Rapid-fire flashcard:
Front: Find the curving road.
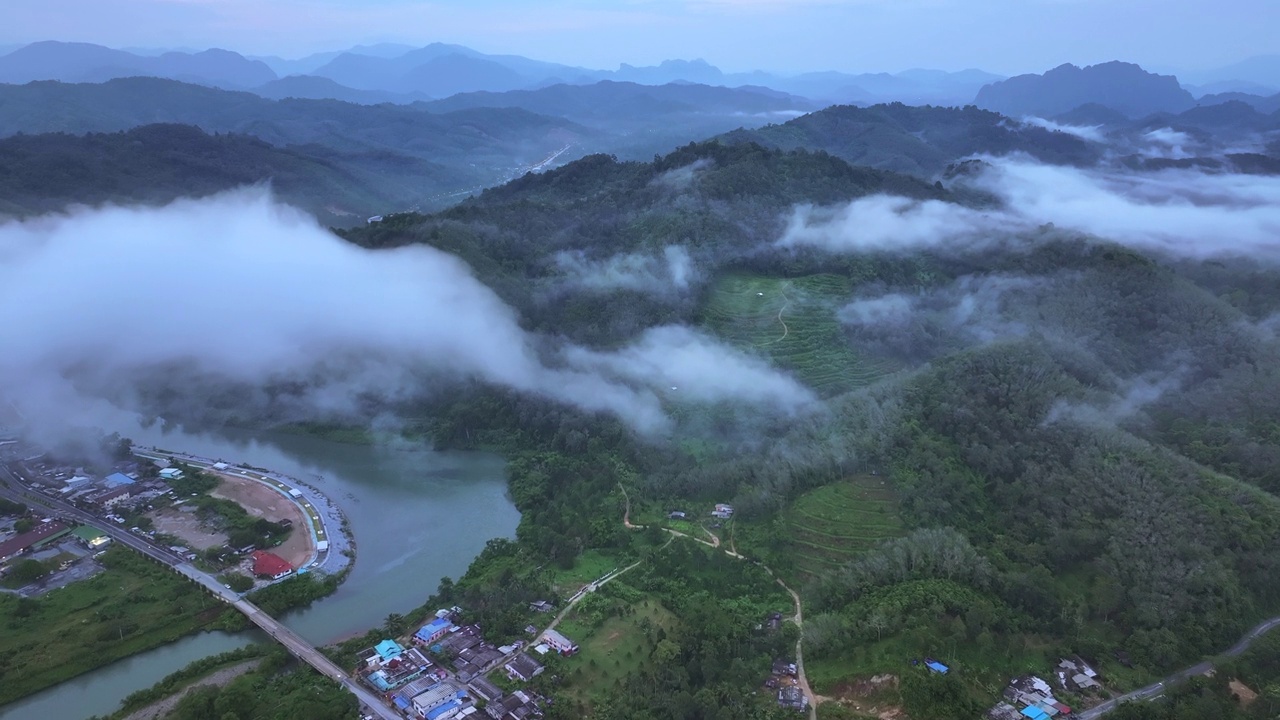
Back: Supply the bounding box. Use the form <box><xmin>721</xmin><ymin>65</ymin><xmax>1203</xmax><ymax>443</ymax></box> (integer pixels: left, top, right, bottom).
<box><xmin>1078</xmin><ymin>616</ymin><xmax>1280</xmax><ymax>719</ymax></box>
<box><xmin>617</xmin><ymin>484</ymin><xmax>816</xmax><ymax>719</ymax></box>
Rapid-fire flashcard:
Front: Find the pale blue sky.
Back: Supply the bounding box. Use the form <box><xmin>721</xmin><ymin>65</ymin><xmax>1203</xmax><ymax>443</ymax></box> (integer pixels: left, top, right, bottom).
<box><xmin>3</xmin><ymin>0</ymin><xmax>1275</xmax><ymax>75</ymax></box>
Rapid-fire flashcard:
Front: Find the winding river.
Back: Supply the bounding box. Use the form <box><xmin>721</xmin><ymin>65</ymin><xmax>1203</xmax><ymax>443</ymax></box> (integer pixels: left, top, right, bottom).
<box><xmin>0</xmin><ymin>423</ymin><xmax>519</xmax><ymax>720</ymax></box>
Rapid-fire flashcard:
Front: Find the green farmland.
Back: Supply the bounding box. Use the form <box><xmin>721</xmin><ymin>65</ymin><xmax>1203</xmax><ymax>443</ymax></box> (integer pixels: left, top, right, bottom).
<box><xmin>702</xmin><ymin>273</ymin><xmax>896</xmax><ymax>396</ymax></box>
<box><xmin>784</xmin><ymin>476</ymin><xmax>904</xmax><ymax>584</ymax></box>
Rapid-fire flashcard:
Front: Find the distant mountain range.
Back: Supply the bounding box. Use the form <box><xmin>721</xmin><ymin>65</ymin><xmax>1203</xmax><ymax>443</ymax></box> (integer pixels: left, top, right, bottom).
<box><xmin>0</xmin><ymin>41</ymin><xmax>276</xmax><ymax>89</ymax></box>
<box><xmin>722</xmin><ymin>103</ymin><xmax>1104</xmax><ymax>177</ymax></box>
<box><xmin>975</xmin><ymin>61</ymin><xmax>1196</xmax><ymax>118</ymax></box>
<box><xmin>4</xmin><ymin>40</ymin><xmax>1280</xmax><ymax>124</ymax></box>
<box><xmin>0</xmin><ymin>40</ymin><xmax>1000</xmax><ymax>106</ymax></box>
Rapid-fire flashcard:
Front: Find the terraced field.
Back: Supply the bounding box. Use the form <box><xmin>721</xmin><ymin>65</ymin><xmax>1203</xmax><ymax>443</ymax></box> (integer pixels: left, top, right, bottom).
<box><xmin>784</xmin><ymin>476</ymin><xmax>904</xmax><ymax>583</ymax></box>
<box><xmin>702</xmin><ymin>273</ymin><xmax>896</xmax><ymax>396</ymax></box>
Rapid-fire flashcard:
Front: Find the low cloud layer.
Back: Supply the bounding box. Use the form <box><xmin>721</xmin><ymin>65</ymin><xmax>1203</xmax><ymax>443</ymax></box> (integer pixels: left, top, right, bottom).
<box><xmin>553</xmin><ymin>245</ymin><xmax>695</xmax><ymax>293</ymax></box>
<box><xmin>0</xmin><ymin>190</ymin><xmax>809</xmax><ymax>440</ymax></box>
<box><xmin>1021</xmin><ymin>116</ymin><xmax>1106</xmax><ymax>143</ymax></box>
<box><xmin>779</xmin><ymin>157</ymin><xmax>1280</xmax><ymax>261</ymax></box>
<box><xmin>838</xmin><ymin>274</ymin><xmax>1037</xmax><ymax>361</ymax></box>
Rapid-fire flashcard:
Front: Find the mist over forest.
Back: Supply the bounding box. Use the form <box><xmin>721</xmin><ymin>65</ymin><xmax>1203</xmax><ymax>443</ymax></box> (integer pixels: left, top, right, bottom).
<box><xmin>4</xmin><ymin>32</ymin><xmax>1280</xmax><ymax>720</ymax></box>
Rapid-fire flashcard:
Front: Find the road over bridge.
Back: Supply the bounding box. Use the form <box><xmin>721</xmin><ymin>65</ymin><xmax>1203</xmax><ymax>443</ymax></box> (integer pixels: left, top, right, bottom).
<box><xmin>0</xmin><ymin>463</ymin><xmax>398</xmax><ymax>720</ymax></box>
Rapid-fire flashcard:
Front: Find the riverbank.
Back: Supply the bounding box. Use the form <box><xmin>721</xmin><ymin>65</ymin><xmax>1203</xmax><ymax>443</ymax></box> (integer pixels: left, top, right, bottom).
<box><xmin>117</xmin><ymin>658</ymin><xmax>263</xmax><ymax>720</ymax></box>
<box><xmin>134</xmin><ymin>447</ymin><xmax>354</xmax><ymax>578</ymax></box>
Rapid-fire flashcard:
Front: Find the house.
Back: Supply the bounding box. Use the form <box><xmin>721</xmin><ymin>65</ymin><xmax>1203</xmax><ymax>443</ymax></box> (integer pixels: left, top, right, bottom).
<box><xmin>250</xmin><ymin>550</ymin><xmax>293</xmax><ymax>580</ymax></box>
<box><xmin>667</xmin><ymin>511</ymin><xmax>687</xmax><ymax>519</ymax></box>
<box><xmin>376</xmin><ymin>639</ymin><xmax>406</xmax><ymax>662</ymax></box>
<box><xmin>158</xmin><ymin>468</ymin><xmax>185</xmax><ymax>481</ymax></box>
<box><xmin>393</xmin><ymin>677</ymin><xmax>442</xmax><ymax>708</ymax></box>
<box><xmin>778</xmin><ymin>686</ymin><xmax>807</xmax><ymax>710</ymax></box>
<box><xmin>925</xmin><ymin>660</ymin><xmax>949</xmax><ymax>674</ymax></box>
<box><xmin>1020</xmin><ymin>707</ymin><xmax>1049</xmax><ymax>720</ymax></box>
<box><xmin>1072</xmin><ymin>673</ymin><xmax>1101</xmax><ymax>689</ymax></box>
<box><xmin>467</xmin><ymin>676</ymin><xmax>503</xmax><ymax>702</ymax></box>
<box><xmin>529</xmin><ymin>600</ymin><xmax>554</xmax><ymax>613</ymax></box>
<box><xmin>711</xmin><ymin>503</ymin><xmax>734</xmax><ymax>519</ymax></box>
<box><xmin>366</xmin><ymin>656</ymin><xmax>425</xmax><ymax>691</ymax></box>
<box><xmin>212</xmin><ymin>462</ymin><xmax>230</xmax><ymax>470</ymax></box>
<box><xmin>367</xmin><ymin>215</ymin><xmax>384</xmax><ymax>224</ymax></box>
<box><xmin>70</xmin><ymin>525</ymin><xmax>111</xmax><ymax>549</ymax></box>
<box><xmin>416</xmin><ymin>617</ymin><xmax>454</xmax><ymax>645</ymax></box>
<box><xmin>486</xmin><ymin>691</ymin><xmax>536</xmax><ymax>720</ymax></box>
<box><xmin>409</xmin><ymin>681</ymin><xmax>469</xmax><ymax>719</ymax></box>
<box><xmin>540</xmin><ymin>628</ymin><xmax>578</xmax><ymax>655</ymax></box>
<box><xmin>987</xmin><ymin>703</ymin><xmax>1024</xmax><ymax>720</ymax></box>
<box><xmin>104</xmin><ymin>472</ymin><xmax>135</xmax><ymax>488</ymax></box>
<box><xmin>87</xmin><ymin>486</ymin><xmax>133</xmax><ymax>508</ymax></box>
<box><xmin>0</xmin><ymin>521</ymin><xmax>70</xmax><ymax>565</ymax></box>
<box><xmin>505</xmin><ymin>652</ymin><xmax>545</xmax><ymax>682</ymax></box>
<box><xmin>772</xmin><ymin>659</ymin><xmax>798</xmax><ymax>677</ymax></box>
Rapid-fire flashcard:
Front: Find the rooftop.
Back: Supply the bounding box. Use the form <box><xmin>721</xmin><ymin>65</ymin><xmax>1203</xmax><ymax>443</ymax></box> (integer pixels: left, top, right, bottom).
<box><xmin>70</xmin><ymin>525</ymin><xmax>108</xmax><ymax>543</ymax></box>
<box><xmin>250</xmin><ymin>550</ymin><xmax>293</xmax><ymax>577</ymax></box>
<box><xmin>104</xmin><ymin>472</ymin><xmax>135</xmax><ymax>488</ymax></box>
<box><xmin>0</xmin><ymin>521</ymin><xmax>70</xmax><ymax>560</ymax></box>
<box><xmin>375</xmin><ymin>638</ymin><xmax>405</xmax><ymax>661</ymax></box>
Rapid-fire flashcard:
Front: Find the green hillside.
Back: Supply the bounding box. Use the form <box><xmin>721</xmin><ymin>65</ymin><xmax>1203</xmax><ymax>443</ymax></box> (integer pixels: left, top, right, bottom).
<box><xmin>703</xmin><ymin>273</ymin><xmax>897</xmax><ymax>396</ymax></box>
<box><xmin>783</xmin><ymin>476</ymin><xmax>903</xmax><ymax>584</ymax></box>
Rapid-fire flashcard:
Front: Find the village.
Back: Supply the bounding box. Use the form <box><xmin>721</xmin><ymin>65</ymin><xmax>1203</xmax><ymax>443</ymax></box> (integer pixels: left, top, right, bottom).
<box><xmin>0</xmin><ymin>436</ymin><xmax>348</xmax><ymax>598</ymax></box>
<box><xmin>0</xmin><ymin>434</ymin><xmax>1131</xmax><ymax>720</ymax></box>
<box><xmin>347</xmin><ymin>606</ymin><xmax>577</xmax><ymax>720</ymax></box>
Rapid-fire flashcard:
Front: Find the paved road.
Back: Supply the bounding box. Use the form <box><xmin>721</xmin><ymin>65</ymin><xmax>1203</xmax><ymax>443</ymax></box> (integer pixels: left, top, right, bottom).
<box><xmin>1078</xmin><ymin>616</ymin><xmax>1280</xmax><ymax>719</ymax></box>
<box><xmin>0</xmin><ymin>463</ymin><xmax>399</xmax><ymax>720</ymax></box>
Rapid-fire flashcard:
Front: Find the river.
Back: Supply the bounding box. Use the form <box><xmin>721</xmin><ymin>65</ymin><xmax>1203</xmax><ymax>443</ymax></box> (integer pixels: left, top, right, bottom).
<box><xmin>0</xmin><ymin>423</ymin><xmax>519</xmax><ymax>720</ymax></box>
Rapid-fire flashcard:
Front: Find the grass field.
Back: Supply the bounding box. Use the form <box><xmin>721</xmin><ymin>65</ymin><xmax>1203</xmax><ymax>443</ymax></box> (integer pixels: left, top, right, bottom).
<box><xmin>783</xmin><ymin>476</ymin><xmax>904</xmax><ymax>584</ymax></box>
<box><xmin>559</xmin><ymin>597</ymin><xmax>677</xmax><ymax>704</ymax></box>
<box><xmin>545</xmin><ymin>549</ymin><xmax>622</xmax><ymax>598</ymax></box>
<box><xmin>702</xmin><ymin>273</ymin><xmax>897</xmax><ymax>397</ymax></box>
<box><xmin>0</xmin><ymin>546</ymin><xmax>230</xmax><ymax>705</ymax></box>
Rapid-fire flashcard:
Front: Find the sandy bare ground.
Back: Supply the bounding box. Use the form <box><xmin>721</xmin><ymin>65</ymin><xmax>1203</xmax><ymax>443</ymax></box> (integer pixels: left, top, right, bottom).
<box><xmin>148</xmin><ymin>507</ymin><xmax>227</xmax><ymax>550</ymax></box>
<box><xmin>120</xmin><ymin>659</ymin><xmax>262</xmax><ymax>720</ymax></box>
<box><xmin>211</xmin><ymin>472</ymin><xmax>313</xmax><ymax>568</ymax></box>
<box><xmin>1230</xmin><ymin>679</ymin><xmax>1258</xmax><ymax>706</ymax></box>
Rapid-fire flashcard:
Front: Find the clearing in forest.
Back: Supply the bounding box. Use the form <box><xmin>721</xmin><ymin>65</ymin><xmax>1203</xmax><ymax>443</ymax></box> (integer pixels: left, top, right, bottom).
<box><xmin>783</xmin><ymin>476</ymin><xmax>903</xmax><ymax>584</ymax></box>
<box><xmin>558</xmin><ymin>596</ymin><xmax>677</xmax><ymax>704</ymax></box>
<box><xmin>702</xmin><ymin>273</ymin><xmax>896</xmax><ymax>396</ymax></box>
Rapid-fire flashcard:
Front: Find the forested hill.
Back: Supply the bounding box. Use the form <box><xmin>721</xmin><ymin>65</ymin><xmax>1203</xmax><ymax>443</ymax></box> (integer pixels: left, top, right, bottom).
<box><xmin>0</xmin><ymin>77</ymin><xmax>589</xmax><ymax>169</ymax></box>
<box><xmin>0</xmin><ymin>124</ymin><xmax>460</xmax><ymax>223</ymax></box>
<box><xmin>342</xmin><ymin>141</ymin><xmax>945</xmax><ymax>346</ymax></box>
<box><xmin>320</xmin><ymin>138</ymin><xmax>1280</xmax><ymax>718</ymax></box>
<box><xmin>721</xmin><ymin>103</ymin><xmax>1103</xmax><ymax>177</ymax></box>
<box><xmin>418</xmin><ymin>80</ymin><xmax>814</xmax><ymax>125</ymax></box>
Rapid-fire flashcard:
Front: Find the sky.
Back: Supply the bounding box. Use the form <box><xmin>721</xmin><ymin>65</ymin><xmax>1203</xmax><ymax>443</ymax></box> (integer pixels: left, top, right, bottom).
<box><xmin>2</xmin><ymin>0</ymin><xmax>1276</xmax><ymax>76</ymax></box>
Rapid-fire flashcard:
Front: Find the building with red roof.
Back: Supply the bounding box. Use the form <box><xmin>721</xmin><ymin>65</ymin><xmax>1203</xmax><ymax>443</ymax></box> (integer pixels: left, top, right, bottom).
<box><xmin>250</xmin><ymin>550</ymin><xmax>293</xmax><ymax>580</ymax></box>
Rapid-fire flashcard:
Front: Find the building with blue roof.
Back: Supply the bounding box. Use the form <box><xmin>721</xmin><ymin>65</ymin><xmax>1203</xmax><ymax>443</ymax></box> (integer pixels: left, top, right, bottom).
<box><xmin>925</xmin><ymin>660</ymin><xmax>949</xmax><ymax>674</ymax></box>
<box><xmin>415</xmin><ymin>617</ymin><xmax>453</xmax><ymax>645</ymax></box>
<box><xmin>1020</xmin><ymin>707</ymin><xmax>1048</xmax><ymax>720</ymax></box>
<box><xmin>104</xmin><ymin>472</ymin><xmax>135</xmax><ymax>488</ymax></box>
<box><xmin>425</xmin><ymin>699</ymin><xmax>460</xmax><ymax>720</ymax></box>
<box><xmin>375</xmin><ymin>639</ymin><xmax>404</xmax><ymax>662</ymax></box>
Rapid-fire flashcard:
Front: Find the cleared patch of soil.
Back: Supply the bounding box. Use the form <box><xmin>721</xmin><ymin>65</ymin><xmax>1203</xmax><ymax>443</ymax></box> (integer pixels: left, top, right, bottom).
<box><xmin>1230</xmin><ymin>679</ymin><xmax>1258</xmax><ymax>706</ymax></box>
<box><xmin>148</xmin><ymin>507</ymin><xmax>226</xmax><ymax>550</ymax></box>
<box><xmin>210</xmin><ymin>473</ymin><xmax>312</xmax><ymax>568</ymax></box>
